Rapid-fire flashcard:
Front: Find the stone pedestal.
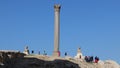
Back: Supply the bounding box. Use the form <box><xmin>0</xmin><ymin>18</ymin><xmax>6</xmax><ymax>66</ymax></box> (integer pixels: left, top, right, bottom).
<box><xmin>53</xmin><ymin>51</ymin><xmax>60</xmax><ymax>57</ymax></box>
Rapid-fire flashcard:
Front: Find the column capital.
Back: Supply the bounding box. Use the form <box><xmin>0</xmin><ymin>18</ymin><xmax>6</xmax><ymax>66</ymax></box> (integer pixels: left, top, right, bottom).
<box><xmin>54</xmin><ymin>4</ymin><xmax>61</xmax><ymax>12</ymax></box>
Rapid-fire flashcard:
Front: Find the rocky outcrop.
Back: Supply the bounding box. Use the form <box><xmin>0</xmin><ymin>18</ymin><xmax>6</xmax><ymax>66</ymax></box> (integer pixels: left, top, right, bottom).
<box><xmin>1</xmin><ymin>57</ymin><xmax>80</xmax><ymax>68</ymax></box>
<box><xmin>0</xmin><ymin>55</ymin><xmax>119</xmax><ymax>68</ymax></box>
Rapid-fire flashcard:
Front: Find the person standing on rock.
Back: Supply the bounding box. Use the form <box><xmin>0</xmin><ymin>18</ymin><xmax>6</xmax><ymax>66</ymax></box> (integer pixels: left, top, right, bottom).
<box><xmin>65</xmin><ymin>52</ymin><xmax>67</xmax><ymax>56</ymax></box>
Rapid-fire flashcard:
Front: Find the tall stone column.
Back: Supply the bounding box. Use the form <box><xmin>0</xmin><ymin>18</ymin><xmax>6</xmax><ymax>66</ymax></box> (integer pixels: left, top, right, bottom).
<box><xmin>53</xmin><ymin>4</ymin><xmax>61</xmax><ymax>57</ymax></box>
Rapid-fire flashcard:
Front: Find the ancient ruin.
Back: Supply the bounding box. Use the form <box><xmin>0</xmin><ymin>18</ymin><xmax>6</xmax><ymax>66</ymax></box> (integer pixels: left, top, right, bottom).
<box><xmin>0</xmin><ymin>4</ymin><xmax>120</xmax><ymax>68</ymax></box>
<box><xmin>53</xmin><ymin>4</ymin><xmax>61</xmax><ymax>57</ymax></box>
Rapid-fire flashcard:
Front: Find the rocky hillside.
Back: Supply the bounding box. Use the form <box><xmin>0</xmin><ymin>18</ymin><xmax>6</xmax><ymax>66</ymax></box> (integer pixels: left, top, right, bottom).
<box><xmin>1</xmin><ymin>57</ymin><xmax>79</xmax><ymax>68</ymax></box>
<box><xmin>0</xmin><ymin>55</ymin><xmax>120</xmax><ymax>68</ymax></box>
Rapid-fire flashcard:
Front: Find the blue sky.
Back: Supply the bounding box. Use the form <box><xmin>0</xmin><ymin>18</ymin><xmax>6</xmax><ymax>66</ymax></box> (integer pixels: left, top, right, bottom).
<box><xmin>0</xmin><ymin>0</ymin><xmax>120</xmax><ymax>63</ymax></box>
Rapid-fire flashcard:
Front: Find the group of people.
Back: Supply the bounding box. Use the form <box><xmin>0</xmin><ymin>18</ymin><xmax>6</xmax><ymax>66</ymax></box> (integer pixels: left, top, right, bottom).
<box><xmin>85</xmin><ymin>56</ymin><xmax>99</xmax><ymax>63</ymax></box>
<box><xmin>31</xmin><ymin>50</ymin><xmax>47</xmax><ymax>55</ymax></box>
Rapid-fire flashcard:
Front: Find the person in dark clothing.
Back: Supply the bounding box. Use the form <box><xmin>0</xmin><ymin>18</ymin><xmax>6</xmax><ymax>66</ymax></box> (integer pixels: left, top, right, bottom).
<box><xmin>85</xmin><ymin>56</ymin><xmax>94</xmax><ymax>62</ymax></box>
<box><xmin>95</xmin><ymin>56</ymin><xmax>99</xmax><ymax>63</ymax></box>
<box><xmin>90</xmin><ymin>56</ymin><xmax>93</xmax><ymax>62</ymax></box>
<box><xmin>85</xmin><ymin>56</ymin><xmax>90</xmax><ymax>62</ymax></box>
<box><xmin>38</xmin><ymin>51</ymin><xmax>40</xmax><ymax>55</ymax></box>
<box><xmin>65</xmin><ymin>52</ymin><xmax>67</xmax><ymax>56</ymax></box>
<box><xmin>31</xmin><ymin>50</ymin><xmax>34</xmax><ymax>54</ymax></box>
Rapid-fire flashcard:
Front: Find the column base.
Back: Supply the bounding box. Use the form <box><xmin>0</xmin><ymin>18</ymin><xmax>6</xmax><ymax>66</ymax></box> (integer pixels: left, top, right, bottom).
<box><xmin>53</xmin><ymin>51</ymin><xmax>60</xmax><ymax>57</ymax></box>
